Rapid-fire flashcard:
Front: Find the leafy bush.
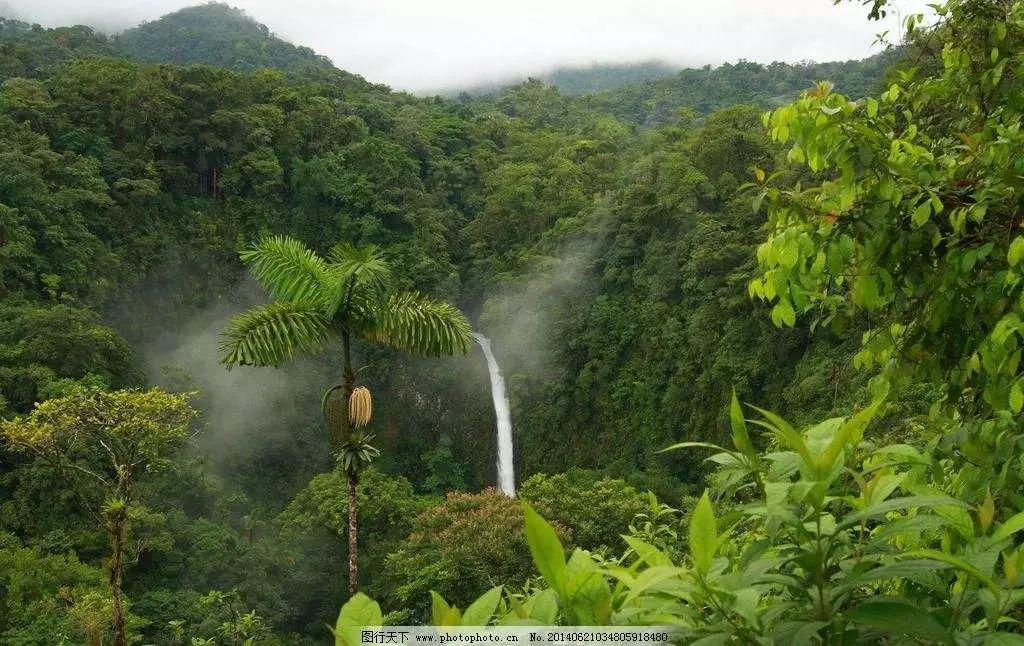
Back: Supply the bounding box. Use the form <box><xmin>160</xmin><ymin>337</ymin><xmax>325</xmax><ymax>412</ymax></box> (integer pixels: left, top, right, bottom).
<box><xmin>519</xmin><ymin>470</ymin><xmax>648</xmax><ymax>552</ymax></box>
<box><xmin>337</xmin><ymin>391</ymin><xmax>1024</xmax><ymax>642</ymax></box>
<box><xmin>383</xmin><ymin>489</ymin><xmax>566</xmax><ymax>619</ymax></box>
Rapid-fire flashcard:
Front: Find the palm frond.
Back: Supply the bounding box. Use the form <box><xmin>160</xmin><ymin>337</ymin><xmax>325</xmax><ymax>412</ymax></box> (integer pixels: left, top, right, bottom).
<box><xmin>220</xmin><ymin>301</ymin><xmax>331</xmax><ymax>367</ymax></box>
<box><xmin>365</xmin><ymin>292</ymin><xmax>472</xmax><ymax>357</ymax></box>
<box><xmin>240</xmin><ymin>235</ymin><xmax>329</xmax><ymax>305</ymax></box>
<box><xmin>322</xmin><ymin>243</ymin><xmax>391</xmax><ymax>318</ymax></box>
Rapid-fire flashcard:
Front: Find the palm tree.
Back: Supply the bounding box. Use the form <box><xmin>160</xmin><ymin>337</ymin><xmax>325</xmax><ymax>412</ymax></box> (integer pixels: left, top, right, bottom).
<box><xmin>220</xmin><ymin>235</ymin><xmax>471</xmax><ymax>595</ymax></box>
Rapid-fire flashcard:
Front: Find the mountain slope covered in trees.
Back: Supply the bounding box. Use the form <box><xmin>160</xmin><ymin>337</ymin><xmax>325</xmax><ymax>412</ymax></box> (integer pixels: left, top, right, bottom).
<box><xmin>119</xmin><ymin>3</ymin><xmax>337</xmax><ymax>75</ymax></box>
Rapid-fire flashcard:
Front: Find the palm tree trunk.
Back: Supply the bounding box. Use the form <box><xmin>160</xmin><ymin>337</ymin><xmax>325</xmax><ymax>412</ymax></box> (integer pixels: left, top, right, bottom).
<box><xmin>347</xmin><ymin>470</ymin><xmax>359</xmax><ymax>596</ymax></box>
<box><xmin>342</xmin><ymin>331</ymin><xmax>359</xmax><ymax>595</ymax></box>
<box><xmin>109</xmin><ymin>516</ymin><xmax>127</xmax><ymax>646</ymax></box>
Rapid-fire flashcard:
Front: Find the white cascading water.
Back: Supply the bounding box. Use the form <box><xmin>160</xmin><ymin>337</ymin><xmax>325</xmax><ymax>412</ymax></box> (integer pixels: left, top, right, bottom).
<box><xmin>471</xmin><ymin>332</ymin><xmax>515</xmax><ymax>496</ymax></box>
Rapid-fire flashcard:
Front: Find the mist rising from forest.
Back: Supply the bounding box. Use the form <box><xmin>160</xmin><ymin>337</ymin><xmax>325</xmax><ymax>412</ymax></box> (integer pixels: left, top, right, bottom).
<box><xmin>477</xmin><ymin>222</ymin><xmax>604</xmax><ymax>384</ymax></box>
<box><xmin>120</xmin><ymin>277</ymin><xmax>325</xmax><ymax>466</ymax></box>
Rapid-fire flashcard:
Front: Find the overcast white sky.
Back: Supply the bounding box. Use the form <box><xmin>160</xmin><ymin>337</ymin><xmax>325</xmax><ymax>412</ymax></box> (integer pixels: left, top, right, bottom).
<box><xmin>1</xmin><ymin>0</ymin><xmax>932</xmax><ymax>92</ymax></box>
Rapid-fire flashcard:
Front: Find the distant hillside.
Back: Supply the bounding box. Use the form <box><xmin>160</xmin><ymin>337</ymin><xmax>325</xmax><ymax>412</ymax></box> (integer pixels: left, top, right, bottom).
<box><xmin>439</xmin><ymin>61</ymin><xmax>681</xmax><ymax>97</ymax></box>
<box><xmin>543</xmin><ymin>61</ymin><xmax>681</xmax><ymax>95</ymax></box>
<box><xmin>119</xmin><ymin>2</ymin><xmax>337</xmax><ymax>75</ymax></box>
<box><xmin>0</xmin><ymin>18</ymin><xmax>118</xmax><ymax>79</ymax></box>
<box><xmin>579</xmin><ymin>54</ymin><xmax>896</xmax><ymax>125</ymax></box>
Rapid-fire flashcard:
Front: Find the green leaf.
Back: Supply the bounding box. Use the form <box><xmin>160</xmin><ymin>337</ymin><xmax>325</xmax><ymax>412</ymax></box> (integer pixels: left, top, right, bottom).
<box><xmin>1010</xmin><ymin>382</ymin><xmax>1023</xmax><ymax>413</ymax></box>
<box><xmin>838</xmin><ymin>496</ymin><xmax>970</xmax><ymax>530</ymax></box>
<box><xmin>563</xmin><ymin>549</ymin><xmax>612</xmax><ymax>624</ymax></box>
<box><xmin>846</xmin><ymin>599</ymin><xmax>950</xmax><ymax>643</ymax></box>
<box><xmin>689</xmin><ymin>490</ymin><xmax>718</xmax><ymax>577</ymax></box>
<box><xmin>623</xmin><ymin>536</ymin><xmax>674</xmax><ymax>568</ymax></box>
<box><xmin>240</xmin><ymin>235</ymin><xmax>329</xmax><ymax>304</ymax></box>
<box><xmin>980</xmin><ymin>489</ymin><xmax>996</xmax><ymax>532</ymax></box>
<box><xmin>431</xmin><ymin>591</ymin><xmax>451</xmax><ymax>626</ymax></box>
<box><xmin>658</xmin><ymin>441</ymin><xmax>731</xmax><ymax>454</ymax></box>
<box><xmin>729</xmin><ymin>388</ymin><xmax>757</xmax><ymax>459</ymax></box>
<box><xmin>865</xmin><ymin>97</ymin><xmax>879</xmax><ymax>117</ymax></box>
<box><xmin>772</xmin><ymin>300</ymin><xmax>796</xmax><ymax>327</ymax></box>
<box><xmin>461</xmin><ymin>586</ymin><xmax>503</xmax><ymax>626</ymax></box>
<box><xmin>527</xmin><ymin>589</ymin><xmax>559</xmax><ymax>624</ymax></box>
<box><xmin>522</xmin><ymin>502</ymin><xmax>567</xmax><ymax>593</ymax></box>
<box><xmin>816</xmin><ymin>399</ymin><xmax>882</xmax><ymax>475</ymax></box>
<box><xmin>334</xmin><ymin>593</ymin><xmax>383</xmax><ymax>646</ymax></box>
<box><xmin>1009</xmin><ymin>237</ymin><xmax>1024</xmax><ymax>267</ymax></box>
<box><xmin>748</xmin><ymin>407</ymin><xmax>815</xmax><ymax>469</ymax></box>
<box><xmin>993</xmin><ymin>510</ymin><xmax>1024</xmax><ymax>542</ymax></box>
<box><xmin>985</xmin><ymin>634</ymin><xmax>1024</xmax><ymax>645</ymax></box>
<box><xmin>909</xmin><ymin>549</ymin><xmax>1000</xmax><ymax>591</ymax></box>
<box><xmin>912</xmin><ymin>200</ymin><xmax>932</xmax><ymax>227</ymax></box>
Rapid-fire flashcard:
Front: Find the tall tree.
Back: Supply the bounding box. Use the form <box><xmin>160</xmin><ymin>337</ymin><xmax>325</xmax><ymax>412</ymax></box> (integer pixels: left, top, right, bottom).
<box><xmin>1</xmin><ymin>388</ymin><xmax>196</xmax><ymax>646</ymax></box>
<box><xmin>219</xmin><ymin>235</ymin><xmax>471</xmax><ymax>595</ymax></box>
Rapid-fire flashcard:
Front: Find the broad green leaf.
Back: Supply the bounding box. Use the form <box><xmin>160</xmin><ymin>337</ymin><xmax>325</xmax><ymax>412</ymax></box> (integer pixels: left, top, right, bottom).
<box><xmin>772</xmin><ymin>300</ymin><xmax>796</xmax><ymax>327</ymax></box>
<box><xmin>334</xmin><ymin>593</ymin><xmax>383</xmax><ymax>646</ymax></box>
<box><xmin>690</xmin><ymin>490</ymin><xmax>717</xmax><ymax>577</ymax></box>
<box><xmin>522</xmin><ymin>502</ymin><xmax>566</xmax><ymax>593</ymax></box>
<box><xmin>1011</xmin><ymin>382</ymin><xmax>1023</xmax><ymax>413</ymax></box>
<box><xmin>430</xmin><ymin>591</ymin><xmax>451</xmax><ymax>625</ymax></box>
<box><xmin>912</xmin><ymin>201</ymin><xmax>932</xmax><ymax>227</ymax></box>
<box><xmin>461</xmin><ymin>586</ymin><xmax>502</xmax><ymax>626</ymax></box>
<box><xmin>623</xmin><ymin>566</ymin><xmax>689</xmax><ymax>605</ymax></box>
<box><xmin>846</xmin><ymin>599</ymin><xmax>949</xmax><ymax>643</ymax></box>
<box><xmin>834</xmin><ymin>559</ymin><xmax>951</xmax><ymax>592</ymax></box>
<box><xmin>564</xmin><ymin>549</ymin><xmax>612</xmax><ymax>624</ymax></box>
<box><xmin>909</xmin><ymin>549</ymin><xmax>1000</xmax><ymax>591</ymax></box>
<box><xmin>1008</xmin><ymin>236</ymin><xmax>1024</xmax><ymax>267</ymax></box>
<box><xmin>527</xmin><ymin>589</ymin><xmax>559</xmax><ymax>624</ymax></box>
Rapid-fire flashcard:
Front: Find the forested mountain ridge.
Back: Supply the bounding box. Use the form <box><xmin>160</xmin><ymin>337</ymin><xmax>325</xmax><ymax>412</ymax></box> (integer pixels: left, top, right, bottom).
<box><xmin>575</xmin><ymin>52</ymin><xmax>896</xmax><ymax>124</ymax></box>
<box><xmin>118</xmin><ymin>3</ymin><xmax>337</xmax><ymax>75</ymax></box>
<box><xmin>7</xmin><ymin>0</ymin><xmax>1017</xmax><ymax>643</ymax></box>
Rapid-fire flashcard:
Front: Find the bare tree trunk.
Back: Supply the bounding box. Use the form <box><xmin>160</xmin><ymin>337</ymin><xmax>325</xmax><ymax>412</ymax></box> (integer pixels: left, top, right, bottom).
<box><xmin>109</xmin><ymin>516</ymin><xmax>127</xmax><ymax>646</ymax></box>
<box><xmin>347</xmin><ymin>470</ymin><xmax>359</xmax><ymax>596</ymax></box>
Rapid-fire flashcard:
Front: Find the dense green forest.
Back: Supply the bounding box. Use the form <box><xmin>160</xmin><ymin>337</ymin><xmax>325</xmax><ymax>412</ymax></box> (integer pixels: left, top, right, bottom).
<box><xmin>3</xmin><ymin>0</ymin><xmax>1023</xmax><ymax>643</ymax></box>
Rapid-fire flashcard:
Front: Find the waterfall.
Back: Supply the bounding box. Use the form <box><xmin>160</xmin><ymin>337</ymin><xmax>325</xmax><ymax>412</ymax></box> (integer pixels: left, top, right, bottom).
<box><xmin>471</xmin><ymin>332</ymin><xmax>515</xmax><ymax>497</ymax></box>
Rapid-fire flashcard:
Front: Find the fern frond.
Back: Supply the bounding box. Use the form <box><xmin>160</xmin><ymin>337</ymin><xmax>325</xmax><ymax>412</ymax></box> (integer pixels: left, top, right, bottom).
<box><xmin>365</xmin><ymin>292</ymin><xmax>472</xmax><ymax>357</ymax></box>
<box><xmin>240</xmin><ymin>236</ymin><xmax>330</xmax><ymax>305</ymax></box>
<box><xmin>220</xmin><ymin>301</ymin><xmax>331</xmax><ymax>367</ymax></box>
